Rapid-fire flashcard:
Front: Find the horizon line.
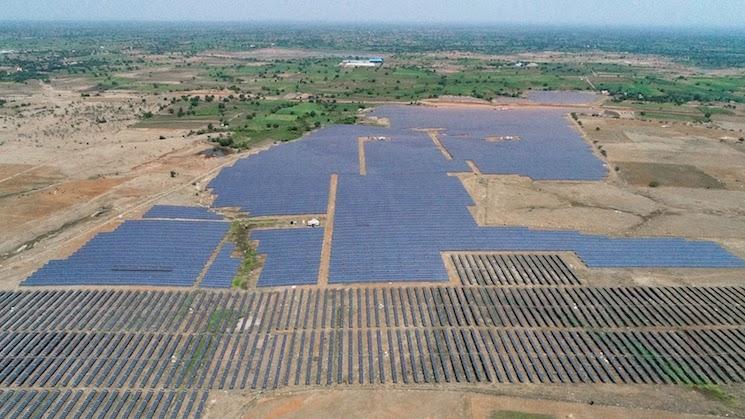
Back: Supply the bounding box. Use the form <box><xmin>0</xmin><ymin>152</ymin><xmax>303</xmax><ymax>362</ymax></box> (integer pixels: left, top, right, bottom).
<box><xmin>1</xmin><ymin>19</ymin><xmax>745</xmax><ymax>31</ymax></box>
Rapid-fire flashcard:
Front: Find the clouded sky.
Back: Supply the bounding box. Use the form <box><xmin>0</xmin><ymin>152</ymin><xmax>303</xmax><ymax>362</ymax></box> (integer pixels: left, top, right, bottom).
<box><xmin>4</xmin><ymin>0</ymin><xmax>744</xmax><ymax>27</ymax></box>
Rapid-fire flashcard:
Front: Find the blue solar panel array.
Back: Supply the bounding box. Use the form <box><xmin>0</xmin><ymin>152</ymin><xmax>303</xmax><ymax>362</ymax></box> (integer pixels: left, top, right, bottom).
<box><xmin>143</xmin><ymin>205</ymin><xmax>224</xmax><ymax>221</ymax></box>
<box><xmin>209</xmin><ymin>125</ymin><xmax>384</xmax><ymax>215</ymax></box>
<box><xmin>212</xmin><ymin>173</ymin><xmax>331</xmax><ymax>216</ymax></box>
<box><xmin>370</xmin><ymin>106</ymin><xmax>607</xmax><ymax>180</ymax></box>
<box><xmin>237</xmin><ymin>105</ymin><xmax>745</xmax><ymax>285</ymax></box>
<box><xmin>22</xmin><ymin>104</ymin><xmax>745</xmax><ymax>288</ymax></box>
<box><xmin>200</xmin><ymin>243</ymin><xmax>242</xmax><ymax>288</ymax></box>
<box><xmin>364</xmin><ymin>132</ymin><xmax>469</xmax><ymax>175</ymax></box>
<box><xmin>22</xmin><ymin>220</ymin><xmax>228</xmax><ymax>287</ymax></box>
<box><xmin>331</xmin><ymin>173</ymin><xmax>475</xmax><ymax>283</ymax></box>
<box><xmin>252</xmin><ymin>228</ymin><xmax>324</xmax><ymax>286</ymax></box>
<box><xmin>328</xmin><ymin>172</ymin><xmax>745</xmax><ymax>283</ymax></box>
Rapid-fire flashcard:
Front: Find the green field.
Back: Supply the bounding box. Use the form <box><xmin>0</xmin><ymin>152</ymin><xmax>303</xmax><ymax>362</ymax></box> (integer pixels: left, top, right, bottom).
<box><xmin>3</xmin><ymin>22</ymin><xmax>745</xmax><ymax>150</ymax></box>
<box><xmin>159</xmin><ymin>96</ymin><xmax>362</xmax><ymax>148</ymax></box>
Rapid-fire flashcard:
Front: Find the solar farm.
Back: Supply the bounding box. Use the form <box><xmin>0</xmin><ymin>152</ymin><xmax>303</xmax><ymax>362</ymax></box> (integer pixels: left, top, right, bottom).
<box><xmin>5</xmin><ymin>104</ymin><xmax>745</xmax><ymax>417</ymax></box>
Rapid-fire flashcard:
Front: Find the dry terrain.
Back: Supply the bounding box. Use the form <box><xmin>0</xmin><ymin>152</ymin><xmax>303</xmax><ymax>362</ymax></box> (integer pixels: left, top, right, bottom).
<box><xmin>210</xmin><ymin>385</ymin><xmax>740</xmax><ymax>419</ymax></box>
<box><xmin>0</xmin><ymin>79</ymin><xmax>242</xmax><ymax>287</ymax></box>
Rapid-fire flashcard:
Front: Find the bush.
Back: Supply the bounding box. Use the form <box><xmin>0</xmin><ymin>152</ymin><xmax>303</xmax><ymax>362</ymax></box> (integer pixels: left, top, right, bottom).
<box><xmin>649</xmin><ymin>181</ymin><xmax>659</xmax><ymax>188</ymax></box>
<box><xmin>217</xmin><ymin>136</ymin><xmax>234</xmax><ymax>147</ymax></box>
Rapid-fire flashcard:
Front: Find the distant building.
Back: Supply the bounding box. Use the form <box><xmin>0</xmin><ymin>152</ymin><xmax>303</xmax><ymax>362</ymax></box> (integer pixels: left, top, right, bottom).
<box><xmin>340</xmin><ymin>57</ymin><xmax>384</xmax><ymax>68</ymax></box>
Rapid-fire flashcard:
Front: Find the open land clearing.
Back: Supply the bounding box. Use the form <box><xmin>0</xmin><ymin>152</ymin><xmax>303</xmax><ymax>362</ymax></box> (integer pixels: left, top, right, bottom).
<box><xmin>0</xmin><ymin>80</ymin><xmax>245</xmax><ymax>286</ymax></box>
<box><xmin>2</xmin><ymin>44</ymin><xmax>745</xmax><ymax>418</ymax></box>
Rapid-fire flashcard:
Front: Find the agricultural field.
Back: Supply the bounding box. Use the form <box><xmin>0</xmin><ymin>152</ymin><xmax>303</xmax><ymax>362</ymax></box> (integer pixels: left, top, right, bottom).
<box><xmin>2</xmin><ymin>22</ymin><xmax>745</xmax><ymax>419</ymax></box>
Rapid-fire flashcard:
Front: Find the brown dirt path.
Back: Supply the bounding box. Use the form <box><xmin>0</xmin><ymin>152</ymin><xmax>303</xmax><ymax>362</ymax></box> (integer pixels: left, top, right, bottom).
<box><xmin>317</xmin><ymin>174</ymin><xmax>338</xmax><ymax>286</ymax></box>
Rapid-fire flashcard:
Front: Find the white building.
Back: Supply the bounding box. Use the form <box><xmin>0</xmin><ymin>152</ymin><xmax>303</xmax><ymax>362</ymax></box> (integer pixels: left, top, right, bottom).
<box><xmin>339</xmin><ymin>57</ymin><xmax>384</xmax><ymax>68</ymax></box>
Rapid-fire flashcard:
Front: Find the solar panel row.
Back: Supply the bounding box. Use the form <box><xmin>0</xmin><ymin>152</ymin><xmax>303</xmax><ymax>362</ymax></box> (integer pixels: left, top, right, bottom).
<box><xmin>363</xmin><ymin>132</ymin><xmax>469</xmax><ymax>175</ymax></box>
<box><xmin>200</xmin><ymin>244</ymin><xmax>242</xmax><ymax>288</ymax></box>
<box><xmin>0</xmin><ymin>389</ymin><xmax>208</xmax><ymax>419</ymax></box>
<box><xmin>22</xmin><ymin>220</ymin><xmax>228</xmax><ymax>287</ymax></box>
<box><xmin>143</xmin><ymin>205</ymin><xmax>224</xmax><ymax>221</ymax></box>
<box><xmin>253</xmin><ymin>228</ymin><xmax>324</xmax><ymax>286</ymax></box>
<box><xmin>212</xmin><ymin>174</ymin><xmax>330</xmax><ymax>216</ymax></box>
<box><xmin>4</xmin><ymin>287</ymin><xmax>745</xmax><ymax>393</ymax></box>
<box><xmin>208</xmin><ymin>124</ymin><xmax>380</xmax><ymax>215</ymax></box>
<box><xmin>326</xmin><ymin>171</ymin><xmax>744</xmax><ymax>283</ymax></box>
<box><xmin>368</xmin><ymin>106</ymin><xmax>606</xmax><ymax>180</ymax></box>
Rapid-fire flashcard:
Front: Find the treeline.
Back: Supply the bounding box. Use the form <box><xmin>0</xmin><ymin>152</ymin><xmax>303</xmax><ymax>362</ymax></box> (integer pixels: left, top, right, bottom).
<box><xmin>2</xmin><ymin>22</ymin><xmax>745</xmax><ymax>68</ymax></box>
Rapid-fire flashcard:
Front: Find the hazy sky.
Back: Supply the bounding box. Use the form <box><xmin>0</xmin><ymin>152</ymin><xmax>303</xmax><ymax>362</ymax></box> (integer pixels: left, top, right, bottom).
<box><xmin>4</xmin><ymin>0</ymin><xmax>745</xmax><ymax>27</ymax></box>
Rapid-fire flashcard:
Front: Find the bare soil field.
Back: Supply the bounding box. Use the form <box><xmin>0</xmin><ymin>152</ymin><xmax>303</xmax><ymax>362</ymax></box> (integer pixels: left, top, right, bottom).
<box><xmin>206</xmin><ymin>385</ymin><xmax>741</xmax><ymax>418</ymax></box>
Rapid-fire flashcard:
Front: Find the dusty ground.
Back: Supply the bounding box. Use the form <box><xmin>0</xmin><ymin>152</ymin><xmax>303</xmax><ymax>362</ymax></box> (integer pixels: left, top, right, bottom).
<box><xmin>205</xmin><ymin>384</ymin><xmax>743</xmax><ymax>418</ymax></box>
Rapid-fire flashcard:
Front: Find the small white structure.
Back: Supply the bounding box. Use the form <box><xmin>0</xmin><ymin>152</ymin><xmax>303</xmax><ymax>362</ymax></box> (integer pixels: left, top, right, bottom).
<box><xmin>308</xmin><ymin>218</ymin><xmax>321</xmax><ymax>227</ymax></box>
<box><xmin>340</xmin><ymin>60</ymin><xmax>378</xmax><ymax>68</ymax></box>
<box><xmin>340</xmin><ymin>57</ymin><xmax>384</xmax><ymax>68</ymax></box>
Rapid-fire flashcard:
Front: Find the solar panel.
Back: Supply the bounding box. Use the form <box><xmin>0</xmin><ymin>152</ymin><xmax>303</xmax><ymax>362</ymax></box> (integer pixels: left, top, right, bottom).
<box><xmin>253</xmin><ymin>228</ymin><xmax>324</xmax><ymax>286</ymax></box>
<box><xmin>22</xmin><ymin>220</ymin><xmax>228</xmax><ymax>287</ymax></box>
<box><xmin>143</xmin><ymin>205</ymin><xmax>224</xmax><ymax>221</ymax></box>
<box><xmin>370</xmin><ymin>106</ymin><xmax>606</xmax><ymax>180</ymax></box>
<box><xmin>200</xmin><ymin>244</ymin><xmax>242</xmax><ymax>288</ymax></box>
<box><xmin>21</xmin><ymin>105</ymin><xmax>745</xmax><ymax>288</ymax></box>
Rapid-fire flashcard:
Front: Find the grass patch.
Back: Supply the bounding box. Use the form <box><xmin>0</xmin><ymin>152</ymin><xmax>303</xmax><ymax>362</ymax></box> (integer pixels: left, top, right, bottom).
<box><xmin>207</xmin><ymin>308</ymin><xmax>237</xmax><ymax>333</ymax></box>
<box><xmin>180</xmin><ymin>335</ymin><xmax>214</xmax><ymax>386</ymax></box>
<box><xmin>688</xmin><ymin>384</ymin><xmax>737</xmax><ymax>406</ymax></box>
<box><xmin>631</xmin><ymin>341</ymin><xmax>693</xmax><ymax>384</ymax></box>
<box><xmin>625</xmin><ymin>337</ymin><xmax>738</xmax><ymax>402</ymax></box>
<box><xmin>227</xmin><ymin>220</ymin><xmax>260</xmax><ymax>289</ymax></box>
<box><xmin>178</xmin><ymin>307</ymin><xmax>238</xmax><ymax>386</ymax></box>
<box><xmin>698</xmin><ymin>106</ymin><xmax>735</xmax><ymax>116</ymax></box>
<box><xmin>616</xmin><ymin>161</ymin><xmax>724</xmax><ymax>189</ymax></box>
<box><xmin>491</xmin><ymin>411</ymin><xmax>553</xmax><ymax>419</ymax></box>
<box><xmin>642</xmin><ymin>111</ymin><xmax>705</xmax><ymax>123</ymax></box>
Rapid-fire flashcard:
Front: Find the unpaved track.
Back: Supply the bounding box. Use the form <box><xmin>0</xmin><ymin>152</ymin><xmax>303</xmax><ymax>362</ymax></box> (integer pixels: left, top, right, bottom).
<box><xmin>317</xmin><ymin>174</ymin><xmax>338</xmax><ymax>286</ymax></box>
